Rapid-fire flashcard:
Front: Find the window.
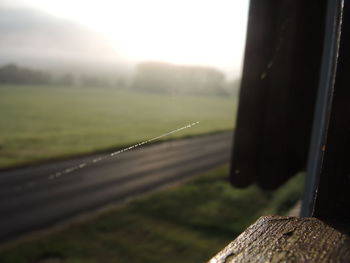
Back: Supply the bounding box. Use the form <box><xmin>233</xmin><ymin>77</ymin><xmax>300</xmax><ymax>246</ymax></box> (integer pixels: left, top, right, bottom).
<box><xmin>1</xmin><ymin>1</ymin><xmax>307</xmax><ymax>263</ymax></box>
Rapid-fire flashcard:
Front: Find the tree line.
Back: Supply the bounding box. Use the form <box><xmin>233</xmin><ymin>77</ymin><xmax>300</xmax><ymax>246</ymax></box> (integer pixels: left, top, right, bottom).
<box><xmin>0</xmin><ymin>64</ymin><xmax>51</xmax><ymax>85</ymax></box>
<box><xmin>131</xmin><ymin>62</ymin><xmax>237</xmax><ymax>96</ymax></box>
<box><xmin>0</xmin><ymin>63</ymin><xmax>239</xmax><ymax>96</ymax></box>
<box><xmin>0</xmin><ymin>64</ymin><xmax>118</xmax><ymax>87</ymax></box>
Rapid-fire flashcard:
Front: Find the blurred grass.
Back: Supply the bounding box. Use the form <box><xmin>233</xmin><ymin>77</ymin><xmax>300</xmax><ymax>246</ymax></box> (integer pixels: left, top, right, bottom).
<box><xmin>0</xmin><ymin>85</ymin><xmax>237</xmax><ymax>169</ymax></box>
<box><xmin>0</xmin><ymin>165</ymin><xmax>304</xmax><ymax>263</ymax></box>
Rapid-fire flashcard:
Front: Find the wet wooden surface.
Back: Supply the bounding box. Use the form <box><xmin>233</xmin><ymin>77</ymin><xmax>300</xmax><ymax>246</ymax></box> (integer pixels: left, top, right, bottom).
<box><xmin>208</xmin><ymin>216</ymin><xmax>350</xmax><ymax>263</ymax></box>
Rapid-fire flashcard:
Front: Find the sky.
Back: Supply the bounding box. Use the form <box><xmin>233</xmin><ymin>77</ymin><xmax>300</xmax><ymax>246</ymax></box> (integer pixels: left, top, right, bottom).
<box><xmin>1</xmin><ymin>0</ymin><xmax>249</xmax><ymax>79</ymax></box>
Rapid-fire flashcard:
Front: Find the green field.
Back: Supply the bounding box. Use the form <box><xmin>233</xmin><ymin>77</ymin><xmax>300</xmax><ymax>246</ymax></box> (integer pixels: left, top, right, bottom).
<box><xmin>0</xmin><ymin>85</ymin><xmax>237</xmax><ymax>169</ymax></box>
<box><xmin>0</xmin><ymin>165</ymin><xmax>304</xmax><ymax>263</ymax></box>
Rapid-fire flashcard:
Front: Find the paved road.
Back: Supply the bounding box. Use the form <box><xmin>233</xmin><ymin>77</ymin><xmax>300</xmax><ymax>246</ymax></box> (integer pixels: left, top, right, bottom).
<box><xmin>0</xmin><ymin>131</ymin><xmax>233</xmax><ymax>242</ymax></box>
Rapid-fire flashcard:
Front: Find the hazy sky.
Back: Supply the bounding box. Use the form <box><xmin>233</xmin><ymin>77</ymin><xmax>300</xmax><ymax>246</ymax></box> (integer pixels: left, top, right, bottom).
<box><xmin>1</xmin><ymin>0</ymin><xmax>249</xmax><ymax>78</ymax></box>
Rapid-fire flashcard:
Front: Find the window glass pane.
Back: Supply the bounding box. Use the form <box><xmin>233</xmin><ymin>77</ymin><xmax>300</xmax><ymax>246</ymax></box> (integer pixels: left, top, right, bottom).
<box><xmin>0</xmin><ymin>1</ymin><xmax>293</xmax><ymax>262</ymax></box>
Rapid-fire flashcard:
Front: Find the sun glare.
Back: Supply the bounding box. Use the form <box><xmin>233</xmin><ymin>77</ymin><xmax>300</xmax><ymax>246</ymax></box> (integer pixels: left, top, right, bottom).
<box><xmin>12</xmin><ymin>0</ymin><xmax>249</xmax><ymax>75</ymax></box>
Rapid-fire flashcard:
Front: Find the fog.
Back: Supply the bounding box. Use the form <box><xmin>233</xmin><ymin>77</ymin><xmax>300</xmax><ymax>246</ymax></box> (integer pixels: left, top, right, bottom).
<box><xmin>0</xmin><ymin>1</ymin><xmax>249</xmax><ymax>80</ymax></box>
<box><xmin>0</xmin><ymin>6</ymin><xmax>132</xmax><ymax>76</ymax></box>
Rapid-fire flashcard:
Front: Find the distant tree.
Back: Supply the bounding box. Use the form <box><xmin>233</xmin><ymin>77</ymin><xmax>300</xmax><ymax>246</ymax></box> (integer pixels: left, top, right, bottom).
<box><xmin>80</xmin><ymin>74</ymin><xmax>110</xmax><ymax>88</ymax></box>
<box><xmin>113</xmin><ymin>77</ymin><xmax>127</xmax><ymax>89</ymax></box>
<box><xmin>0</xmin><ymin>64</ymin><xmax>51</xmax><ymax>85</ymax></box>
<box><xmin>224</xmin><ymin>79</ymin><xmax>241</xmax><ymax>96</ymax></box>
<box><xmin>131</xmin><ymin>62</ymin><xmax>228</xmax><ymax>96</ymax></box>
<box><xmin>56</xmin><ymin>73</ymin><xmax>75</xmax><ymax>86</ymax></box>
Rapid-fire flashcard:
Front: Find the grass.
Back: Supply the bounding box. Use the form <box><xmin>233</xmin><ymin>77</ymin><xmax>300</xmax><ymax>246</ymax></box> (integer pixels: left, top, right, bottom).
<box><xmin>0</xmin><ymin>85</ymin><xmax>237</xmax><ymax>169</ymax></box>
<box><xmin>0</xmin><ymin>165</ymin><xmax>304</xmax><ymax>263</ymax></box>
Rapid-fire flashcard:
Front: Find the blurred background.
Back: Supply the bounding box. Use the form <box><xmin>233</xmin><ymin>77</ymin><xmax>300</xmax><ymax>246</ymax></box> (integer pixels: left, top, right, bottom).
<box><xmin>0</xmin><ymin>1</ymin><xmax>303</xmax><ymax>262</ymax></box>
<box><xmin>0</xmin><ymin>0</ymin><xmax>249</xmax><ymax>168</ymax></box>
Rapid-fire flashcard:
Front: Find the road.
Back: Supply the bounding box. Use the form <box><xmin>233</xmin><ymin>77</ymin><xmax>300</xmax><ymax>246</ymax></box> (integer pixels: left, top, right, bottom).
<box><xmin>0</xmin><ymin>131</ymin><xmax>233</xmax><ymax>242</ymax></box>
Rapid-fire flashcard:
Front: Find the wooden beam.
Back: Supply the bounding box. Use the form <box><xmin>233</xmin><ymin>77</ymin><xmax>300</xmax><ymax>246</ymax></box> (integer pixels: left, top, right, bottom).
<box><xmin>208</xmin><ymin>216</ymin><xmax>350</xmax><ymax>263</ymax></box>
